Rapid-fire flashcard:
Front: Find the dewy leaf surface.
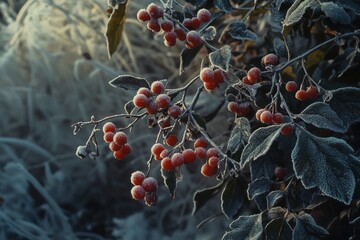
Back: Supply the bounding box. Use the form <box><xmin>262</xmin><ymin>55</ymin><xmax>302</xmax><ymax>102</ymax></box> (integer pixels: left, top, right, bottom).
<box><xmin>109</xmin><ymin>75</ymin><xmax>150</xmax><ymax>90</ymax></box>
<box><xmin>240</xmin><ymin>125</ymin><xmax>281</xmax><ymax>168</ymax></box>
<box><xmin>222</xmin><ymin>214</ymin><xmax>263</xmax><ymax>240</ymax></box>
<box><xmin>209</xmin><ymin>45</ymin><xmax>231</xmax><ymax>72</ymax></box>
<box><xmin>293</xmin><ymin>213</ymin><xmax>329</xmax><ymax>240</ymax></box>
<box><xmin>291</xmin><ymin>128</ymin><xmax>356</xmax><ymax>204</ymax></box>
<box><xmin>320</xmin><ymin>2</ymin><xmax>350</xmax><ymax>24</ymax></box>
<box><xmin>296</xmin><ymin>102</ymin><xmax>346</xmax><ymax>133</ymax></box>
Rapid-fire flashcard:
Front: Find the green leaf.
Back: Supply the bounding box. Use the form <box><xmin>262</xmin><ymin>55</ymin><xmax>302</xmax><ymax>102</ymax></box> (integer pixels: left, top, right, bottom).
<box><xmin>202</xmin><ymin>26</ymin><xmax>217</xmax><ymax>41</ymax></box>
<box><xmin>293</xmin><ymin>213</ymin><xmax>329</xmax><ymax>240</ymax></box>
<box><xmin>192</xmin><ymin>181</ymin><xmax>225</xmax><ymax>215</ymax></box>
<box><xmin>240</xmin><ymin>125</ymin><xmax>282</xmax><ymax>168</ymax></box>
<box><xmin>247</xmin><ymin>177</ymin><xmax>272</xmax><ymax>200</ymax></box>
<box><xmin>250</xmin><ymin>155</ymin><xmax>277</xmax><ymax>181</ymax></box>
<box><xmin>320</xmin><ymin>2</ymin><xmax>350</xmax><ymax>24</ymax></box>
<box><xmin>228</xmin><ymin>21</ymin><xmax>258</xmax><ymax>41</ymax></box>
<box><xmin>337</xmin><ymin>0</ymin><xmax>360</xmax><ymax>15</ymax></box>
<box><xmin>109</xmin><ymin>75</ymin><xmax>150</xmax><ymax>90</ymax></box>
<box><xmin>292</xmin><ymin>128</ymin><xmax>356</xmax><ymax>204</ymax></box>
<box><xmin>221</xmin><ymin>177</ymin><xmax>245</xmax><ymax>219</ymax></box>
<box><xmin>296</xmin><ymin>102</ymin><xmax>347</xmax><ymax>133</ymax></box>
<box><xmin>328</xmin><ymin>87</ymin><xmax>360</xmax><ymax>129</ymax></box>
<box><xmin>161</xmin><ymin>168</ymin><xmax>182</xmax><ymax>199</ymax></box>
<box><xmin>227</xmin><ymin>117</ymin><xmax>251</xmax><ymax>154</ymax></box>
<box><xmin>282</xmin><ymin>0</ymin><xmax>317</xmax><ymax>36</ymax></box>
<box><xmin>265</xmin><ymin>218</ymin><xmax>293</xmax><ymax>240</ymax></box>
<box><xmin>209</xmin><ymin>45</ymin><xmax>231</xmax><ymax>72</ymax></box>
<box><xmin>214</xmin><ymin>0</ymin><xmax>233</xmax><ymax>12</ymax></box>
<box><xmin>222</xmin><ymin>213</ymin><xmax>263</xmax><ymax>240</ymax></box>
<box><xmin>105</xmin><ymin>1</ymin><xmax>128</xmax><ymax>58</ymax></box>
<box><xmin>267</xmin><ymin>190</ymin><xmax>284</xmax><ymax>209</ymax></box>
<box><xmin>179</xmin><ymin>45</ymin><xmax>202</xmax><ymax>74</ymax></box>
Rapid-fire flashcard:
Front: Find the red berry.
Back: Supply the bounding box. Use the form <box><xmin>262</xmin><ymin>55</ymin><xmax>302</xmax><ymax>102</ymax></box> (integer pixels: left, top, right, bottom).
<box><xmin>151</xmin><ymin>81</ymin><xmax>165</xmax><ymax>95</ymax></box>
<box><xmin>272</xmin><ymin>113</ymin><xmax>284</xmax><ymax>124</ymax></box>
<box><xmin>204</xmin><ymin>81</ymin><xmax>217</xmax><ymax>91</ymax></box>
<box><xmin>164</xmin><ymin>32</ymin><xmax>177</xmax><ymax>47</ymax></box>
<box><xmin>306</xmin><ymin>86</ymin><xmax>319</xmax><ymax>99</ymax></box>
<box><xmin>195</xmin><ymin>147</ymin><xmax>207</xmax><ymax>159</ymax></box>
<box><xmin>109</xmin><ymin>141</ymin><xmax>122</xmax><ymax>152</ymax></box>
<box><xmin>137</xmin><ymin>9</ymin><xmax>151</xmax><ymax>22</ymax></box>
<box><xmin>120</xmin><ymin>143</ymin><xmax>132</xmax><ymax>155</ymax></box>
<box><xmin>137</xmin><ymin>87</ymin><xmax>152</xmax><ymax>97</ymax></box>
<box><xmin>280</xmin><ymin>124</ymin><xmax>294</xmax><ymax>136</ymax></box>
<box><xmin>161</xmin><ymin>157</ymin><xmax>174</xmax><ymax>171</ymax></box>
<box><xmin>133</xmin><ymin>94</ymin><xmax>149</xmax><ymax>108</ymax></box>
<box><xmin>200</xmin><ymin>67</ymin><xmax>214</xmax><ymax>83</ymax></box>
<box><xmin>260</xmin><ymin>110</ymin><xmax>273</xmax><ymax>124</ymax></box>
<box><xmin>154</xmin><ymin>7</ymin><xmax>164</xmax><ymax>19</ymax></box>
<box><xmin>151</xmin><ymin>143</ymin><xmax>165</xmax><ymax>156</ymax></box>
<box><xmin>142</xmin><ymin>177</ymin><xmax>158</xmax><ymax>192</ymax></box>
<box><xmin>174</xmin><ymin>27</ymin><xmax>186</xmax><ymax>41</ymax></box>
<box><xmin>237</xmin><ymin>103</ymin><xmax>250</xmax><ymax>117</ymax></box>
<box><xmin>182</xmin><ymin>18</ymin><xmax>192</xmax><ymax>29</ymax></box>
<box><xmin>147</xmin><ymin>19</ymin><xmax>161</xmax><ymax>32</ymax></box>
<box><xmin>113</xmin><ymin>131</ymin><xmax>127</xmax><ymax>146</ymax></box>
<box><xmin>191</xmin><ymin>17</ymin><xmax>201</xmax><ymax>29</ymax></box>
<box><xmin>130</xmin><ymin>171</ymin><xmax>146</xmax><ymax>185</ymax></box>
<box><xmin>197</xmin><ymin>8</ymin><xmax>211</xmax><ymax>23</ymax></box>
<box><xmin>247</xmin><ymin>67</ymin><xmax>261</xmax><ymax>83</ymax></box>
<box><xmin>160</xmin><ymin>149</ymin><xmax>169</xmax><ymax>159</ymax></box>
<box><xmin>227</xmin><ymin>102</ymin><xmax>238</xmax><ymax>113</ymax></box>
<box><xmin>131</xmin><ymin>185</ymin><xmax>145</xmax><ymax>200</ymax></box>
<box><xmin>166</xmin><ymin>134</ymin><xmax>177</xmax><ymax>146</ymax></box>
<box><xmin>208</xmin><ymin>156</ymin><xmax>219</xmax><ymax>168</ymax></box>
<box><xmin>147</xmin><ymin>3</ymin><xmax>159</xmax><ymax>18</ymax></box>
<box><xmin>155</xmin><ymin>94</ymin><xmax>171</xmax><ymax>109</ymax></box>
<box><xmin>186</xmin><ymin>30</ymin><xmax>202</xmax><ymax>48</ymax></box>
<box><xmin>295</xmin><ymin>89</ymin><xmax>308</xmax><ymax>101</ymax></box>
<box><xmin>168</xmin><ymin>105</ymin><xmax>182</xmax><ymax>119</ymax></box>
<box><xmin>114</xmin><ymin>149</ymin><xmax>126</xmax><ymax>160</ymax></box>
<box><xmin>214</xmin><ymin>69</ymin><xmax>224</xmax><ymax>83</ymax></box>
<box><xmin>154</xmin><ymin>154</ymin><xmax>162</xmax><ymax>161</ymax></box>
<box><xmin>103</xmin><ymin>132</ymin><xmax>114</xmax><ymax>143</ymax></box>
<box><xmin>207</xmin><ymin>147</ymin><xmax>219</xmax><ymax>158</ymax></box>
<box><xmin>261</xmin><ymin>54</ymin><xmax>279</xmax><ymax>66</ymax></box>
<box><xmin>182</xmin><ymin>149</ymin><xmax>196</xmax><ymax>164</ymax></box>
<box><xmin>146</xmin><ymin>100</ymin><xmax>158</xmax><ymax>115</ymax></box>
<box><xmin>256</xmin><ymin>109</ymin><xmax>265</xmax><ymax>121</ymax></box>
<box><xmin>242</xmin><ymin>76</ymin><xmax>252</xmax><ymax>85</ymax></box>
<box><xmin>201</xmin><ymin>163</ymin><xmax>217</xmax><ymax>177</ymax></box>
<box><xmin>171</xmin><ymin>153</ymin><xmax>184</xmax><ymax>167</ymax></box>
<box><xmin>274</xmin><ymin>167</ymin><xmax>285</xmax><ymax>179</ymax></box>
<box><xmin>102</xmin><ymin>122</ymin><xmax>116</xmax><ymax>134</ymax></box>
<box><xmin>285</xmin><ymin>81</ymin><xmax>297</xmax><ymax>92</ymax></box>
<box><xmin>194</xmin><ymin>138</ymin><xmax>208</xmax><ymax>148</ymax></box>
<box><xmin>159</xmin><ymin>117</ymin><xmax>171</xmax><ymax>128</ymax></box>
<box><xmin>161</xmin><ymin>20</ymin><xmax>173</xmax><ymax>32</ymax></box>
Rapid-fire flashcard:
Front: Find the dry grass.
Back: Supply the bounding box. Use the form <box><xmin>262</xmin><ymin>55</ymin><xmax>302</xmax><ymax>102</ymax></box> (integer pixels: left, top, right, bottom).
<box><xmin>0</xmin><ymin>0</ymin><xmax>229</xmax><ymax>239</ymax></box>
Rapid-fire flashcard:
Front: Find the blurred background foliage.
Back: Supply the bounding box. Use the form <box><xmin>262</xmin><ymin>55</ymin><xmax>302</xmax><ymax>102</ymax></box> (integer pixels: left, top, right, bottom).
<box><xmin>0</xmin><ymin>0</ymin><xmax>229</xmax><ymax>239</ymax></box>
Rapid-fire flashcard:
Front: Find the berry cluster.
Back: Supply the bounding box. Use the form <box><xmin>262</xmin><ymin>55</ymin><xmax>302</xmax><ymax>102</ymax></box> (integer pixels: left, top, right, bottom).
<box><xmin>193</xmin><ymin>138</ymin><xmax>219</xmax><ymax>177</ymax></box>
<box><xmin>102</xmin><ymin>122</ymin><xmax>132</xmax><ymax>160</ymax></box>
<box><xmin>136</xmin><ymin>4</ymin><xmax>212</xmax><ymax>49</ymax></box>
<box><xmin>285</xmin><ymin>81</ymin><xmax>319</xmax><ymax>101</ymax></box>
<box><xmin>242</xmin><ymin>67</ymin><xmax>261</xmax><ymax>85</ymax></box>
<box><xmin>199</xmin><ymin>67</ymin><xmax>225</xmax><ymax>91</ymax></box>
<box><xmin>255</xmin><ymin>109</ymin><xmax>294</xmax><ymax>136</ymax></box>
<box><xmin>227</xmin><ymin>101</ymin><xmax>251</xmax><ymax>117</ymax></box>
<box><xmin>130</xmin><ymin>171</ymin><xmax>158</xmax><ymax>206</ymax></box>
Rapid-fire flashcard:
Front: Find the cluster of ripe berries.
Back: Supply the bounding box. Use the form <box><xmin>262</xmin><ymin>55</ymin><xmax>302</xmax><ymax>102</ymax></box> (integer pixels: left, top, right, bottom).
<box><xmin>199</xmin><ymin>67</ymin><xmax>225</xmax><ymax>91</ymax></box>
<box><xmin>130</xmin><ymin>171</ymin><xmax>158</xmax><ymax>206</ymax></box>
<box><xmin>150</xmin><ymin>137</ymin><xmax>219</xmax><ymax>177</ymax></box>
<box><xmin>102</xmin><ymin>122</ymin><xmax>132</xmax><ymax>160</ymax></box>
<box><xmin>241</xmin><ymin>54</ymin><xmax>278</xmax><ymax>85</ymax></box>
<box><xmin>285</xmin><ymin>81</ymin><xmax>319</xmax><ymax>101</ymax></box>
<box><xmin>227</xmin><ymin>101</ymin><xmax>251</xmax><ymax>117</ymax></box>
<box><xmin>255</xmin><ymin>109</ymin><xmax>294</xmax><ymax>136</ymax></box>
<box><xmin>136</xmin><ymin>3</ymin><xmax>211</xmax><ymax>48</ymax></box>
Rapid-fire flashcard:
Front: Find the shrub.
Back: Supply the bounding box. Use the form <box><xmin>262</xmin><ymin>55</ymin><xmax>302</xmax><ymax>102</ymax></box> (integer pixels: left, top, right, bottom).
<box><xmin>74</xmin><ymin>0</ymin><xmax>360</xmax><ymax>239</ymax></box>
